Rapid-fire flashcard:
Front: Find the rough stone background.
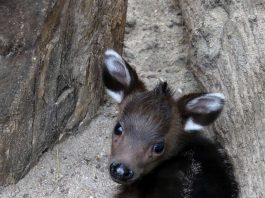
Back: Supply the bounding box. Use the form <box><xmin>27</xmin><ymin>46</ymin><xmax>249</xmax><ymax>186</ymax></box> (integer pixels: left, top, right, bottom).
<box><xmin>0</xmin><ymin>0</ymin><xmax>126</xmax><ymax>186</ymax></box>
<box><xmin>1</xmin><ymin>0</ymin><xmax>264</xmax><ymax>197</ymax></box>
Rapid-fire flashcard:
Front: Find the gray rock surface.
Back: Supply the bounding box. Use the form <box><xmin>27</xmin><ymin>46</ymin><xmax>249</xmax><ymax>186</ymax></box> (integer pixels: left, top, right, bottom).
<box><xmin>0</xmin><ymin>0</ymin><xmax>127</xmax><ymax>185</ymax></box>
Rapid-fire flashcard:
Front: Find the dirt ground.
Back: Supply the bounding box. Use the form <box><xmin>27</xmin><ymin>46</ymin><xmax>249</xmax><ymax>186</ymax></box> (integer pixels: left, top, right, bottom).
<box><xmin>0</xmin><ymin>0</ymin><xmax>199</xmax><ymax>197</ymax></box>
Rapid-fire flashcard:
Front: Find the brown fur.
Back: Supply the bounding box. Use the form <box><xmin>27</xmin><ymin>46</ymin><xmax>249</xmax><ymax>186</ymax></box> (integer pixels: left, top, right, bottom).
<box><xmin>103</xmin><ymin>49</ymin><xmax>238</xmax><ymax>198</ymax></box>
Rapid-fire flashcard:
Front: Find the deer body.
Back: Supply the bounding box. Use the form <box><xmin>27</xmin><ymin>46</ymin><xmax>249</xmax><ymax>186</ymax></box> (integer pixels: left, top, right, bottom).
<box><xmin>116</xmin><ymin>135</ymin><xmax>237</xmax><ymax>198</ymax></box>
<box><xmin>102</xmin><ymin>49</ymin><xmax>239</xmax><ymax>198</ymax></box>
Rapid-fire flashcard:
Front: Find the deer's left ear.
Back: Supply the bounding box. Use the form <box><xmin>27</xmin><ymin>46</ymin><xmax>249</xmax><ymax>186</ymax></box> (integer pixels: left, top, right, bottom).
<box><xmin>177</xmin><ymin>93</ymin><xmax>225</xmax><ymax>132</ymax></box>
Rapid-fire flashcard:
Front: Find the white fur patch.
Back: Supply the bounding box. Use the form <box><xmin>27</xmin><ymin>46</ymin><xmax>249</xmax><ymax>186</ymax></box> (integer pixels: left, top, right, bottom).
<box><xmin>105</xmin><ymin>49</ymin><xmax>123</xmax><ymax>60</ymax></box>
<box><xmin>184</xmin><ymin>118</ymin><xmax>204</xmax><ymax>132</ymax></box>
<box><xmin>204</xmin><ymin>93</ymin><xmax>225</xmax><ymax>111</ymax></box>
<box><xmin>104</xmin><ymin>49</ymin><xmax>131</xmax><ymax>86</ymax></box>
<box><xmin>205</xmin><ymin>102</ymin><xmax>222</xmax><ymax>112</ymax></box>
<box><xmin>206</xmin><ymin>93</ymin><xmax>225</xmax><ymax>100</ymax></box>
<box><xmin>187</xmin><ymin>92</ymin><xmax>225</xmax><ymax>113</ymax></box>
<box><xmin>106</xmin><ymin>89</ymin><xmax>124</xmax><ymax>103</ymax></box>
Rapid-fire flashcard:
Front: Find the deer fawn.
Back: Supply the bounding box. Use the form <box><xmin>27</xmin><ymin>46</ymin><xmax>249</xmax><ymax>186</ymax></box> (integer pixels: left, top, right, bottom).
<box><xmin>102</xmin><ymin>49</ymin><xmax>239</xmax><ymax>198</ymax></box>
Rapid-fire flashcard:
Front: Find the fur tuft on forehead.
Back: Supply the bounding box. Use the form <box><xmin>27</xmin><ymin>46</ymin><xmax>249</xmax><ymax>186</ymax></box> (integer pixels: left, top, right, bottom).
<box><xmin>153</xmin><ymin>81</ymin><xmax>173</xmax><ymax>97</ymax></box>
<box><xmin>121</xmin><ymin>86</ymin><xmax>173</xmax><ymax>129</ymax></box>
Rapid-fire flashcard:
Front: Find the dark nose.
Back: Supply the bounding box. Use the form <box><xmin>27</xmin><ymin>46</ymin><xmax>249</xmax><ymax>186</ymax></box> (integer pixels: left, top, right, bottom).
<box><xmin>110</xmin><ymin>162</ymin><xmax>134</xmax><ymax>182</ymax></box>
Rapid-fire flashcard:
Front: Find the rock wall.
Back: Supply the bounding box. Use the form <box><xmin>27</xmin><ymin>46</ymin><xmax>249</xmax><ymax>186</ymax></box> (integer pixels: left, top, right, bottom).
<box><xmin>0</xmin><ymin>0</ymin><xmax>127</xmax><ymax>185</ymax></box>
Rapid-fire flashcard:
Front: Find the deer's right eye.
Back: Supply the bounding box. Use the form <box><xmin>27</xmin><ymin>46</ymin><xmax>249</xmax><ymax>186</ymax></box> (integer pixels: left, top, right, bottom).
<box><xmin>114</xmin><ymin>123</ymin><xmax>123</xmax><ymax>135</ymax></box>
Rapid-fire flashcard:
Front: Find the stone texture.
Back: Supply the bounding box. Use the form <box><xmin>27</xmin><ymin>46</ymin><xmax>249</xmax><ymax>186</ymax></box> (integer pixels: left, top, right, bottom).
<box><xmin>0</xmin><ymin>0</ymin><xmax>127</xmax><ymax>185</ymax></box>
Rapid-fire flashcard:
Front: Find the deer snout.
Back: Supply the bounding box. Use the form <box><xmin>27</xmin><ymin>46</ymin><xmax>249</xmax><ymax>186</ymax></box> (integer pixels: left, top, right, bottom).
<box><xmin>110</xmin><ymin>162</ymin><xmax>134</xmax><ymax>183</ymax></box>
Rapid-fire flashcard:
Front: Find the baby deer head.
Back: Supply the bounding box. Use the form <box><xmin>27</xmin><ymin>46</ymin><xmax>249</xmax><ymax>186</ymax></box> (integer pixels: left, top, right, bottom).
<box><xmin>103</xmin><ymin>49</ymin><xmax>225</xmax><ymax>184</ymax></box>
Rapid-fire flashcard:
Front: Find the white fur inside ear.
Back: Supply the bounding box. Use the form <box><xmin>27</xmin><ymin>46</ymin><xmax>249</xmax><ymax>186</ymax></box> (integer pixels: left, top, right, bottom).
<box><xmin>204</xmin><ymin>93</ymin><xmax>224</xmax><ymax>111</ymax></box>
<box><xmin>184</xmin><ymin>118</ymin><xmax>204</xmax><ymax>132</ymax></box>
<box><xmin>205</xmin><ymin>93</ymin><xmax>225</xmax><ymax>100</ymax></box>
<box><xmin>104</xmin><ymin>49</ymin><xmax>131</xmax><ymax>86</ymax></box>
<box><xmin>106</xmin><ymin>89</ymin><xmax>124</xmax><ymax>103</ymax></box>
<box><xmin>105</xmin><ymin>49</ymin><xmax>123</xmax><ymax>61</ymax></box>
<box><xmin>187</xmin><ymin>93</ymin><xmax>225</xmax><ymax>113</ymax></box>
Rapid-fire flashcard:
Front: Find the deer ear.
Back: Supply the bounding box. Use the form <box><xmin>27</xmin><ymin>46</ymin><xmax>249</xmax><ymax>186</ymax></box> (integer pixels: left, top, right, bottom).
<box><xmin>103</xmin><ymin>49</ymin><xmax>144</xmax><ymax>103</ymax></box>
<box><xmin>177</xmin><ymin>93</ymin><xmax>225</xmax><ymax>132</ymax></box>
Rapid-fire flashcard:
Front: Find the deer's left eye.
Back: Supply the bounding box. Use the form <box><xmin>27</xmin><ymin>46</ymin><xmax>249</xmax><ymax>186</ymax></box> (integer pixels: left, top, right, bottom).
<box><xmin>153</xmin><ymin>142</ymin><xmax>165</xmax><ymax>154</ymax></box>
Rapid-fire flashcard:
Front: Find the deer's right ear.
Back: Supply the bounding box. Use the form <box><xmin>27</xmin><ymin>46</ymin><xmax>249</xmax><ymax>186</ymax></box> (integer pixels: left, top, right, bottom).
<box><xmin>103</xmin><ymin>49</ymin><xmax>145</xmax><ymax>103</ymax></box>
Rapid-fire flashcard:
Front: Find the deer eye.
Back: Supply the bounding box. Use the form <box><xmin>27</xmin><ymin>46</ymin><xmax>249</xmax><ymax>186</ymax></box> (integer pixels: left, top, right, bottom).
<box><xmin>114</xmin><ymin>122</ymin><xmax>123</xmax><ymax>135</ymax></box>
<box><xmin>153</xmin><ymin>142</ymin><xmax>165</xmax><ymax>154</ymax></box>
